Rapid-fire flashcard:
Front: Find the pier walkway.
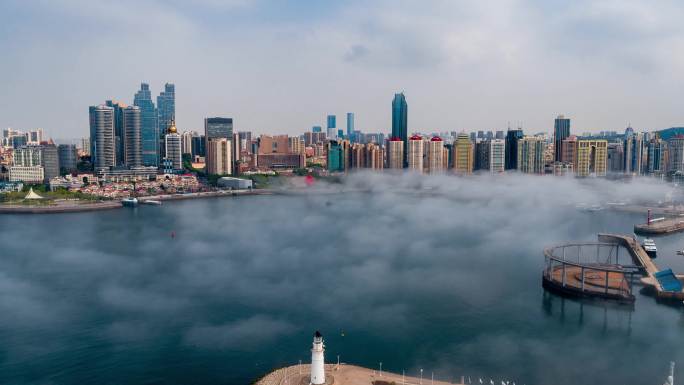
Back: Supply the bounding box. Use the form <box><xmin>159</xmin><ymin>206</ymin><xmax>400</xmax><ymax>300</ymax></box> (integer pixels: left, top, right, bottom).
<box><xmin>598</xmin><ymin>234</ymin><xmax>684</xmax><ymax>301</ymax></box>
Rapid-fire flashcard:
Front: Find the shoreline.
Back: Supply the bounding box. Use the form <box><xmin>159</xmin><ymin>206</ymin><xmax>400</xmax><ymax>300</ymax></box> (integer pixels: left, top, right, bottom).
<box><xmin>255</xmin><ymin>363</ymin><xmax>464</xmax><ymax>385</ymax></box>
<box><xmin>0</xmin><ymin>189</ymin><xmax>275</xmax><ymax>214</ymax></box>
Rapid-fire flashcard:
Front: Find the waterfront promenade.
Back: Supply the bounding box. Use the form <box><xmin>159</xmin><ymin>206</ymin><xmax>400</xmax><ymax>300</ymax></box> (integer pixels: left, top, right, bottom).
<box><xmin>256</xmin><ymin>363</ymin><xmax>464</xmax><ymax>385</ymax></box>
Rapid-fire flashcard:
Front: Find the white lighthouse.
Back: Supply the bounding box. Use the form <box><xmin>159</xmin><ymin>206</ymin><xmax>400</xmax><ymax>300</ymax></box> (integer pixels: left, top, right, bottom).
<box><xmin>310</xmin><ymin>330</ymin><xmax>325</xmax><ymax>384</ymax></box>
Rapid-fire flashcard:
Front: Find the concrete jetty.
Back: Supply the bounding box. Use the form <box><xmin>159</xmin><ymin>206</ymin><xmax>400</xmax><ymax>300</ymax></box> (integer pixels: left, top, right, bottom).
<box><xmin>255</xmin><ymin>364</ymin><xmax>464</xmax><ymax>385</ymax></box>
<box><xmin>634</xmin><ymin>216</ymin><xmax>684</xmax><ymax>235</ymax></box>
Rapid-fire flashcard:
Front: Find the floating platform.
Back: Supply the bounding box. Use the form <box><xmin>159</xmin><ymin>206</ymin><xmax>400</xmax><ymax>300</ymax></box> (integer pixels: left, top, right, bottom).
<box><xmin>543</xmin><ymin>242</ymin><xmax>638</xmax><ymax>303</ymax></box>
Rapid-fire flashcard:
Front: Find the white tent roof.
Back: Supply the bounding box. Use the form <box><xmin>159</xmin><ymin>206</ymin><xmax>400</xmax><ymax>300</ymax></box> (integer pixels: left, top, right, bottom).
<box><xmin>24</xmin><ymin>187</ymin><xmax>44</xmax><ymax>200</ymax></box>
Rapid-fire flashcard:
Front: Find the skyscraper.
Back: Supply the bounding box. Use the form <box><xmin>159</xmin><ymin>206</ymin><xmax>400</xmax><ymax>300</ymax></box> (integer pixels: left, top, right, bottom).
<box><xmin>105</xmin><ymin>100</ymin><xmax>126</xmax><ymax>166</ymax></box>
<box><xmin>134</xmin><ymin>83</ymin><xmax>159</xmax><ymax>167</ymax></box>
<box><xmin>327</xmin><ymin>140</ymin><xmax>344</xmax><ymax>172</ymax></box>
<box><xmin>505</xmin><ymin>128</ymin><xmax>524</xmax><ymax>170</ymax></box>
<box><xmin>554</xmin><ymin>115</ymin><xmax>570</xmax><ymax>162</ymax></box>
<box><xmin>327</xmin><ymin>115</ymin><xmax>336</xmax><ymax>139</ymax></box>
<box><xmin>346</xmin><ymin>112</ymin><xmax>354</xmax><ymax>138</ymax></box>
<box><xmin>89</xmin><ymin>105</ymin><xmax>115</xmax><ymax>172</ymax></box>
<box><xmin>392</xmin><ymin>93</ymin><xmax>408</xmax><ymax>166</ymax></box>
<box><xmin>123</xmin><ymin>106</ymin><xmax>142</xmax><ymax>167</ymax></box>
<box><xmin>41</xmin><ymin>144</ymin><xmax>59</xmax><ymax>181</ymax></box>
<box><xmin>157</xmin><ymin>83</ymin><xmax>175</xmax><ymax>137</ymax></box>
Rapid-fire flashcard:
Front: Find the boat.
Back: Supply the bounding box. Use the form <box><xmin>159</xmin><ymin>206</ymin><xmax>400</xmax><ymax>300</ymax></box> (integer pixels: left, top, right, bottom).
<box><xmin>642</xmin><ymin>238</ymin><xmax>657</xmax><ymax>258</ymax></box>
<box><xmin>122</xmin><ymin>197</ymin><xmax>138</xmax><ymax>207</ymax></box>
<box><xmin>677</xmin><ymin>250</ymin><xmax>684</xmax><ymax>256</ymax></box>
<box><xmin>141</xmin><ymin>200</ymin><xmax>162</xmax><ymax>205</ymax></box>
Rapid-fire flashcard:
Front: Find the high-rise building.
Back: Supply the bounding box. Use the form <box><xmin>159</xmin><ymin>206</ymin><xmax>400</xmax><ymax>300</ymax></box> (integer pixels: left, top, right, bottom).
<box><xmin>205</xmin><ymin>117</ymin><xmax>233</xmax><ymax>144</ymax></box>
<box><xmin>346</xmin><ymin>113</ymin><xmax>354</xmax><ymax>138</ymax></box>
<box><xmin>646</xmin><ymin>138</ymin><xmax>667</xmax><ymax>175</ymax></box>
<box><xmin>105</xmin><ymin>100</ymin><xmax>126</xmax><ymax>166</ymax></box>
<box><xmin>517</xmin><ymin>136</ymin><xmax>545</xmax><ymax>174</ymax></box>
<box><xmin>392</xmin><ymin>93</ymin><xmax>408</xmax><ymax>166</ymax></box>
<box><xmin>576</xmin><ymin>140</ymin><xmax>607</xmax><ymax>177</ymax></box>
<box><xmin>607</xmin><ymin>143</ymin><xmax>624</xmax><ymax>174</ymax></box>
<box><xmin>80</xmin><ymin>138</ymin><xmax>90</xmax><ymax>156</ymax></box>
<box><xmin>327</xmin><ymin>140</ymin><xmax>344</xmax><ymax>172</ymax></box>
<box><xmin>58</xmin><ymin>144</ymin><xmax>78</xmax><ymax>174</ymax></box>
<box><xmin>181</xmin><ymin>131</ymin><xmax>194</xmax><ymax>155</ymax></box>
<box><xmin>326</xmin><ymin>115</ymin><xmax>336</xmax><ymax>139</ymax></box>
<box><xmin>474</xmin><ymin>140</ymin><xmax>489</xmax><ymax>171</ymax></box>
<box><xmin>490</xmin><ymin>139</ymin><xmax>505</xmax><ymax>172</ymax></box>
<box><xmin>206</xmin><ymin>138</ymin><xmax>232</xmax><ymax>175</ymax></box>
<box><xmin>387</xmin><ymin>138</ymin><xmax>404</xmax><ymax>169</ymax></box>
<box><xmin>505</xmin><ymin>129</ymin><xmax>524</xmax><ymax>170</ymax></box>
<box><xmin>89</xmin><ymin>105</ymin><xmax>115</xmax><ymax>172</ymax></box>
<box><xmin>123</xmin><ymin>105</ymin><xmax>142</xmax><ymax>167</ymax></box>
<box><xmin>157</xmin><ymin>83</ymin><xmax>175</xmax><ymax>137</ymax></box>
<box><xmin>192</xmin><ymin>134</ymin><xmax>206</xmax><ymax>158</ymax></box>
<box><xmin>164</xmin><ymin>123</ymin><xmax>182</xmax><ymax>171</ymax></box>
<box><xmin>667</xmin><ymin>135</ymin><xmax>684</xmax><ymax>173</ymax></box>
<box><xmin>40</xmin><ymin>144</ymin><xmax>59</xmax><ymax>181</ymax></box>
<box><xmin>453</xmin><ymin>133</ymin><xmax>473</xmax><ymax>174</ymax></box>
<box><xmin>134</xmin><ymin>83</ymin><xmax>159</xmax><ymax>167</ymax></box>
<box><xmin>624</xmin><ymin>130</ymin><xmax>643</xmax><ymax>174</ymax></box>
<box><xmin>312</xmin><ymin>126</ymin><xmax>322</xmax><ymax>133</ymax></box>
<box><xmin>561</xmin><ymin>135</ymin><xmax>578</xmax><ymax>165</ymax></box>
<box><xmin>427</xmin><ymin>137</ymin><xmax>445</xmax><ymax>174</ymax></box>
<box><xmin>28</xmin><ymin>128</ymin><xmax>43</xmax><ymax>144</ymax></box>
<box><xmin>407</xmin><ymin>134</ymin><xmax>423</xmax><ymax>172</ymax></box>
<box><xmin>554</xmin><ymin>115</ymin><xmax>570</xmax><ymax>162</ymax></box>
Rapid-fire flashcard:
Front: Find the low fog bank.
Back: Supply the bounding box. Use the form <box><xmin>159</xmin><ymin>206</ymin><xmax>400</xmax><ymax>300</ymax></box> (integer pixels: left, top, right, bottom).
<box><xmin>0</xmin><ymin>173</ymin><xmax>681</xmax><ymax>384</ymax></box>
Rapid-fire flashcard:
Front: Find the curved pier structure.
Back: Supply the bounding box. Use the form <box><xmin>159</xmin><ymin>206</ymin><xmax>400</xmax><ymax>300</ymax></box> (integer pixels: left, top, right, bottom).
<box><xmin>543</xmin><ymin>241</ymin><xmax>638</xmax><ymax>303</ymax></box>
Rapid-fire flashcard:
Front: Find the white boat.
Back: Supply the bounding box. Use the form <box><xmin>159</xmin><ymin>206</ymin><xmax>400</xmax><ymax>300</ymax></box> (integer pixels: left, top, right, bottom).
<box><xmin>642</xmin><ymin>238</ymin><xmax>657</xmax><ymax>257</ymax></box>
<box><xmin>141</xmin><ymin>200</ymin><xmax>162</xmax><ymax>205</ymax></box>
<box><xmin>122</xmin><ymin>197</ymin><xmax>138</xmax><ymax>207</ymax></box>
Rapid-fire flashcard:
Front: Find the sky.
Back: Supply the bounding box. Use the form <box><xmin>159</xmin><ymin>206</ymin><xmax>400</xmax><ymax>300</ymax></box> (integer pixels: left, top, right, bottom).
<box><xmin>2</xmin><ymin>0</ymin><xmax>684</xmax><ymax>139</ymax></box>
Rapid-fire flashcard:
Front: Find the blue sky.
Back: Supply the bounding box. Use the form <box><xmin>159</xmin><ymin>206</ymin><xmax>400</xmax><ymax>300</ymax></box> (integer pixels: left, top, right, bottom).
<box><xmin>1</xmin><ymin>0</ymin><xmax>684</xmax><ymax>140</ymax></box>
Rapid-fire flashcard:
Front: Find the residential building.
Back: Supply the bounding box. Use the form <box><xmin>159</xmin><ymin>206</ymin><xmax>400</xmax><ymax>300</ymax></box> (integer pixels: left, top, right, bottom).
<box><xmin>407</xmin><ymin>135</ymin><xmax>423</xmax><ymax>172</ymax></box>
<box><xmin>453</xmin><ymin>133</ymin><xmax>473</xmax><ymax>174</ymax></box>
<box><xmin>427</xmin><ymin>137</ymin><xmax>445</xmax><ymax>174</ymax></box>
<box><xmin>517</xmin><ymin>136</ymin><xmax>545</xmax><ymax>174</ymax></box>
<box><xmin>576</xmin><ymin>140</ymin><xmax>607</xmax><ymax>177</ymax></box>
<box><xmin>387</xmin><ymin>138</ymin><xmax>404</xmax><ymax>169</ymax></box>
<box><xmin>490</xmin><ymin>139</ymin><xmax>505</xmax><ymax>172</ymax></box>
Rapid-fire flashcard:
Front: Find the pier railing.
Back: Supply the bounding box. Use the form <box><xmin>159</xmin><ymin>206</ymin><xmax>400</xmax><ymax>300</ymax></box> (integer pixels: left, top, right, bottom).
<box><xmin>543</xmin><ymin>242</ymin><xmax>639</xmax><ymax>301</ymax></box>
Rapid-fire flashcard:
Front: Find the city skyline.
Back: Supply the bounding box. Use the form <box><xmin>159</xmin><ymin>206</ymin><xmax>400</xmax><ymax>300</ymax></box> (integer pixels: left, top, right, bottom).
<box><xmin>3</xmin><ymin>1</ymin><xmax>684</xmax><ymax>138</ymax></box>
